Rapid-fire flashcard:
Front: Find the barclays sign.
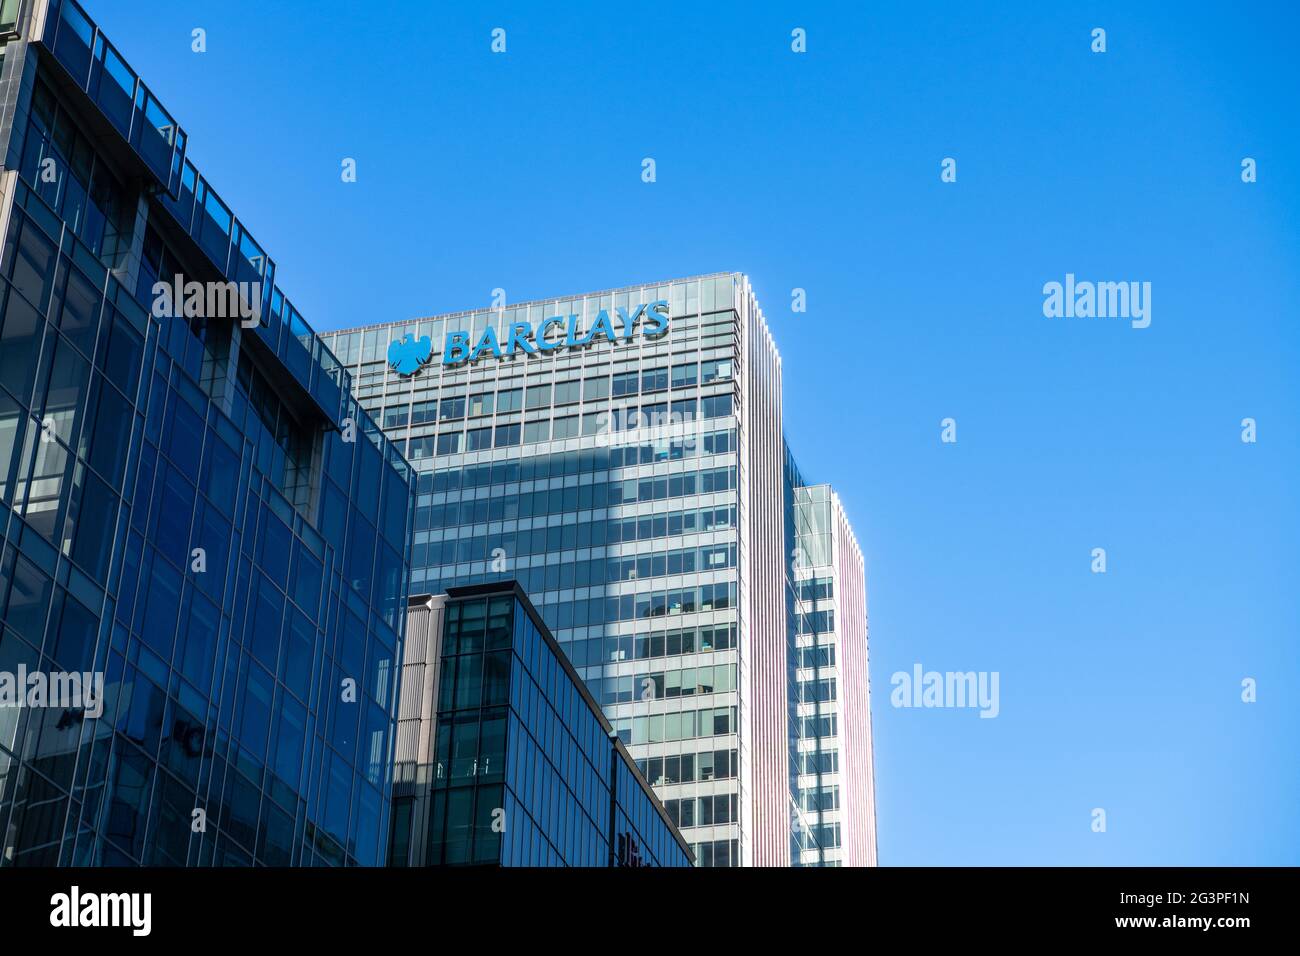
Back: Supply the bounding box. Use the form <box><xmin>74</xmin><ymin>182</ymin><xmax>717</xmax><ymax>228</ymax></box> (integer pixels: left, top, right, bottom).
<box><xmin>388</xmin><ymin>300</ymin><xmax>670</xmax><ymax>376</ymax></box>
<box><xmin>445</xmin><ymin>299</ymin><xmax>670</xmax><ymax>366</ymax></box>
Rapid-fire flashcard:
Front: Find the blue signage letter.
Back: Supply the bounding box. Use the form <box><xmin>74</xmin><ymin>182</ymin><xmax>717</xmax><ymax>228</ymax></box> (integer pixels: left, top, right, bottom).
<box><xmin>443</xmin><ymin>330</ymin><xmax>471</xmax><ymax>365</ymax></box>
<box><xmin>643</xmin><ymin>299</ymin><xmax>670</xmax><ymax>337</ymax></box>
<box><xmin>537</xmin><ymin>317</ymin><xmax>565</xmax><ymax>351</ymax></box>
<box><xmin>587</xmin><ymin>309</ymin><xmax>619</xmax><ymax>347</ymax></box>
<box><xmin>505</xmin><ymin>322</ymin><xmax>536</xmax><ymax>356</ymax></box>
<box><xmin>616</xmin><ymin>304</ymin><xmax>646</xmax><ymax>343</ymax></box>
<box><xmin>470</xmin><ymin>325</ymin><xmax>503</xmax><ymax>362</ymax></box>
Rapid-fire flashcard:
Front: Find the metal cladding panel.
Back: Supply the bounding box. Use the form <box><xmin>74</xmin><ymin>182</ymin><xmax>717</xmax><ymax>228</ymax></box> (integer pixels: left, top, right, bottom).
<box><xmin>392</xmin><ymin>596</ymin><xmax>446</xmax><ymax>866</ymax></box>
<box><xmin>830</xmin><ymin>493</ymin><xmax>877</xmax><ymax>866</ymax></box>
<box><xmin>738</xmin><ymin>278</ymin><xmax>791</xmax><ymax>867</ymax></box>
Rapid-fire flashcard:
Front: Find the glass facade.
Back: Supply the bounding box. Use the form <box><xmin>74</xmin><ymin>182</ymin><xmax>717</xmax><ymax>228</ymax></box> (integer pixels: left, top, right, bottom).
<box><xmin>390</xmin><ymin>584</ymin><xmax>691</xmax><ymax>868</ymax></box>
<box><xmin>0</xmin><ymin>0</ymin><xmax>412</xmax><ymax>866</ymax></box>
<box><xmin>324</xmin><ymin>274</ymin><xmax>877</xmax><ymax>866</ymax></box>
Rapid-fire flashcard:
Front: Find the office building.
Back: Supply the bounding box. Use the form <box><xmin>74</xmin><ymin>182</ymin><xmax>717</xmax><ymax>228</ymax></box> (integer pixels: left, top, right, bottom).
<box><xmin>391</xmin><ymin>581</ymin><xmax>692</xmax><ymax>867</ymax></box>
<box><xmin>788</xmin><ymin>479</ymin><xmax>876</xmax><ymax>866</ymax></box>
<box><xmin>322</xmin><ymin>273</ymin><xmax>877</xmax><ymax>866</ymax></box>
<box><xmin>0</xmin><ymin>0</ymin><xmax>411</xmax><ymax>865</ymax></box>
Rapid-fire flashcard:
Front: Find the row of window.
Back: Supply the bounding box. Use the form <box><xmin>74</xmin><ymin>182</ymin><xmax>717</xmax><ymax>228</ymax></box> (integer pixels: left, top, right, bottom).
<box><xmin>381</xmin><ymin>357</ymin><xmax>734</xmax><ymax>427</ymax></box>
<box><xmin>421</xmin><ymin>541</ymin><xmax>748</xmax><ymax>595</ymax></box>
<box><xmin>609</xmin><ymin>468</ymin><xmax>737</xmax><ymax>506</ymax></box>
<box><xmin>799</xmin><ymin>784</ymin><xmax>840</xmax><ymax>813</ymax></box>
<box><xmin>608</xmin><ymin>506</ymin><xmax>736</xmax><ymax>545</ymax></box>
<box><xmin>402</xmin><ymin>395</ymin><xmax>733</xmax><ymax>457</ymax></box>
<box><xmin>798</xmin><ymin>750</ymin><xmax>840</xmax><ymax>775</ymax></box>
<box><xmin>413</xmin><ymin>468</ymin><xmax>739</xmax><ymax>550</ymax></box>
<box><xmin>692</xmin><ymin>837</ymin><xmax>739</xmax><ymax>868</ymax></box>
<box><xmin>613</xmin><ymin>359</ymin><xmax>733</xmax><ymax>395</ymax></box>
<box><xmin>802</xmin><ymin>822</ymin><xmax>842</xmax><ymax>850</ymax></box>
<box><xmin>800</xmin><ymin>713</ymin><xmax>838</xmax><ymax>739</ymax></box>
<box><xmin>610</xmin><ymin>705</ymin><xmax>737</xmax><ymax>746</ymax></box>
<box><xmin>523</xmin><ymin>583</ymin><xmax>737</xmax><ymax>635</ymax></box>
<box><xmin>796</xmin><ymin>609</ymin><xmax>836</xmax><ymax>635</ymax></box>
<box><xmin>412</xmin><ymin>506</ymin><xmax>736</xmax><ymax>566</ymax></box>
<box><xmin>797</xmin><ymin>644</ymin><xmax>837</xmax><ymax>669</ymax></box>
<box><xmin>635</xmin><ymin>748</ymin><xmax>739</xmax><ymax>787</ymax></box>
<box><xmin>412</xmin><ymin>546</ymin><xmax>739</xmax><ymax>596</ymax></box>
<box><xmin>415</xmin><ymin>486</ymin><xmax>733</xmax><ymax>544</ymax></box>
<box><xmin>606</xmin><ymin>542</ymin><xmax>736</xmax><ymax>584</ymax></box>
<box><xmin>795</xmin><ymin>576</ymin><xmax>834</xmax><ymax>602</ymax></box>
<box><xmin>566</xmin><ymin>623</ymin><xmax>739</xmax><ymax>669</ymax></box>
<box><xmin>585</xmin><ymin>582</ymin><xmax>738</xmax><ymax>625</ymax></box>
<box><xmin>664</xmin><ymin>793</ymin><xmax>739</xmax><ymax>829</ymax></box>
<box><xmin>454</xmin><ymin>584</ymin><xmax>739</xmax><ymax>638</ymax></box>
<box><xmin>606</xmin><ymin>395</ymin><xmax>734</xmax><ymax>430</ymax></box>
<box><xmin>593</xmin><ymin>662</ymin><xmax>738</xmax><ymax>707</ymax></box>
<box><xmin>436</xmin><ymin>652</ymin><xmax>512</xmax><ymax>716</ymax></box>
<box><xmin>798</xmin><ymin>677</ymin><xmax>838</xmax><ymax>703</ymax></box>
<box><xmin>414</xmin><ymin>434</ymin><xmax>735</xmax><ymax>493</ymax></box>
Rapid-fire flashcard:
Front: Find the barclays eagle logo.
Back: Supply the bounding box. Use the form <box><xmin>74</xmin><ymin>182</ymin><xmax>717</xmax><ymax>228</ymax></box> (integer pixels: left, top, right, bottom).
<box><xmin>387</xmin><ymin>332</ymin><xmax>433</xmax><ymax>376</ymax></box>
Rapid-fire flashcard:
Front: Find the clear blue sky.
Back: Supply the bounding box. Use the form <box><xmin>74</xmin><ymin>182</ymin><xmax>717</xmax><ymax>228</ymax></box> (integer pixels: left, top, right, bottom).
<box><xmin>90</xmin><ymin>0</ymin><xmax>1298</xmax><ymax>865</ymax></box>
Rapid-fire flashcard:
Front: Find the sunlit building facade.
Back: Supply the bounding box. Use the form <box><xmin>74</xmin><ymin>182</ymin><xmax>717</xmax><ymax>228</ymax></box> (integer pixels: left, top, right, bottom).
<box><xmin>322</xmin><ymin>272</ymin><xmax>877</xmax><ymax>866</ymax></box>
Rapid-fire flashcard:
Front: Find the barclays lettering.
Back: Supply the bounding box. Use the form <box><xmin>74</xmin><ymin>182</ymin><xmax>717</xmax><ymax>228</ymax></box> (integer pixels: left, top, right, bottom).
<box><xmin>443</xmin><ymin>300</ymin><xmax>669</xmax><ymax>366</ymax></box>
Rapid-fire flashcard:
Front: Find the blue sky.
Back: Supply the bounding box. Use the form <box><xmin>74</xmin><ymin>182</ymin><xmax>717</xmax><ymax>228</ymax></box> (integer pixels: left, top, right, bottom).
<box><xmin>91</xmin><ymin>0</ymin><xmax>1298</xmax><ymax>864</ymax></box>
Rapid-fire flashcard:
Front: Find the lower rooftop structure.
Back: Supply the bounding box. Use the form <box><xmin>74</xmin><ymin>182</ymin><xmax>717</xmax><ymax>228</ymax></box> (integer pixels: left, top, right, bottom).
<box><xmin>391</xmin><ymin>581</ymin><xmax>692</xmax><ymax>867</ymax></box>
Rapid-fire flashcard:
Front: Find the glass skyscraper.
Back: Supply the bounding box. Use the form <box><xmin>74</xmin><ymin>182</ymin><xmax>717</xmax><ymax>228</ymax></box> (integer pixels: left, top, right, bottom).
<box><xmin>392</xmin><ymin>582</ymin><xmax>692</xmax><ymax>867</ymax></box>
<box><xmin>321</xmin><ymin>273</ymin><xmax>878</xmax><ymax>867</ymax></box>
<box><xmin>0</xmin><ymin>0</ymin><xmax>411</xmax><ymax>866</ymax></box>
